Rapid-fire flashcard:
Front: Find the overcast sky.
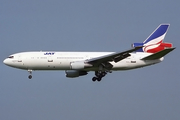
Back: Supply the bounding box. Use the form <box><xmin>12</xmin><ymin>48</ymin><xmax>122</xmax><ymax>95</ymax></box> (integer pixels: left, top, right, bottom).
<box><xmin>1</xmin><ymin>0</ymin><xmax>180</xmax><ymax>120</ymax></box>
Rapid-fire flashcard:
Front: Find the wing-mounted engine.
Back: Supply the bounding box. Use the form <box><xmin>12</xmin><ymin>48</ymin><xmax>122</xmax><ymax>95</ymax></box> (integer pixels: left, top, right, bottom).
<box><xmin>70</xmin><ymin>61</ymin><xmax>92</xmax><ymax>70</ymax></box>
<box><xmin>65</xmin><ymin>70</ymin><xmax>88</xmax><ymax>78</ymax></box>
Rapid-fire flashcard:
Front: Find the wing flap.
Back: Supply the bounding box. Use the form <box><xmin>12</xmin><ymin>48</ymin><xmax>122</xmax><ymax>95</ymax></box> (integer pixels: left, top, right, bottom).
<box><xmin>141</xmin><ymin>48</ymin><xmax>175</xmax><ymax>60</ymax></box>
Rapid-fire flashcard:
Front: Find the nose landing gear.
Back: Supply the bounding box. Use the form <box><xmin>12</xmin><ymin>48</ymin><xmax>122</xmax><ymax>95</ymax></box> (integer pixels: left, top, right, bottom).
<box><xmin>28</xmin><ymin>69</ymin><xmax>32</xmax><ymax>79</ymax></box>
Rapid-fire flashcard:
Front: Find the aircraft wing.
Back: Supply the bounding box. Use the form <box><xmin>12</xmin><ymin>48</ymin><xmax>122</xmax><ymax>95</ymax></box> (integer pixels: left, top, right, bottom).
<box><xmin>87</xmin><ymin>47</ymin><xmax>142</xmax><ymax>67</ymax></box>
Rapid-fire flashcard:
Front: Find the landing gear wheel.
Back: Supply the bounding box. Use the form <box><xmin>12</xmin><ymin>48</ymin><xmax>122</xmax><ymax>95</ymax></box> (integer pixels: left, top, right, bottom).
<box><xmin>28</xmin><ymin>75</ymin><xmax>32</xmax><ymax>79</ymax></box>
<box><xmin>92</xmin><ymin>77</ymin><xmax>97</xmax><ymax>82</ymax></box>
<box><xmin>93</xmin><ymin>70</ymin><xmax>109</xmax><ymax>82</ymax></box>
<box><xmin>97</xmin><ymin>77</ymin><xmax>102</xmax><ymax>82</ymax></box>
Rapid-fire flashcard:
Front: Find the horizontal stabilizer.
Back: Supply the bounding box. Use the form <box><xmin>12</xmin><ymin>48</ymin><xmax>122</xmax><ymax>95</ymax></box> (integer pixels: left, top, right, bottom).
<box><xmin>141</xmin><ymin>48</ymin><xmax>175</xmax><ymax>60</ymax></box>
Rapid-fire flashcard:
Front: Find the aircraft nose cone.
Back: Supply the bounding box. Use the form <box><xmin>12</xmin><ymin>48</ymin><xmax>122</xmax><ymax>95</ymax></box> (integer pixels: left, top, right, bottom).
<box><xmin>3</xmin><ymin>59</ymin><xmax>7</xmax><ymax>65</ymax></box>
<box><xmin>3</xmin><ymin>59</ymin><xmax>10</xmax><ymax>66</ymax></box>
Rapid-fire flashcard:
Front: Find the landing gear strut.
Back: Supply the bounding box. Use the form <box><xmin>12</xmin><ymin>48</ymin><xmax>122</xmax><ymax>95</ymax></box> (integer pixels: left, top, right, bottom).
<box><xmin>28</xmin><ymin>69</ymin><xmax>32</xmax><ymax>79</ymax></box>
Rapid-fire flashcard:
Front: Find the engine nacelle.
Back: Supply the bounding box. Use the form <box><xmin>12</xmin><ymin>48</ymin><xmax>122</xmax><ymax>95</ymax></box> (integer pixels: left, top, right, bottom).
<box><xmin>70</xmin><ymin>61</ymin><xmax>92</xmax><ymax>70</ymax></box>
<box><xmin>65</xmin><ymin>70</ymin><xmax>88</xmax><ymax>78</ymax></box>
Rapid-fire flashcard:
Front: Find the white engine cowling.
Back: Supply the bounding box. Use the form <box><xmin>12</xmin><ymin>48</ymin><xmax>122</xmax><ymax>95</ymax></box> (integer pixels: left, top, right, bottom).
<box><xmin>70</xmin><ymin>61</ymin><xmax>92</xmax><ymax>70</ymax></box>
<box><xmin>65</xmin><ymin>70</ymin><xmax>88</xmax><ymax>78</ymax></box>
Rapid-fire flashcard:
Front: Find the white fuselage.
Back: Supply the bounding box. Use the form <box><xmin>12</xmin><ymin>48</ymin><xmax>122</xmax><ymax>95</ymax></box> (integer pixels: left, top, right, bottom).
<box><xmin>3</xmin><ymin>51</ymin><xmax>163</xmax><ymax>71</ymax></box>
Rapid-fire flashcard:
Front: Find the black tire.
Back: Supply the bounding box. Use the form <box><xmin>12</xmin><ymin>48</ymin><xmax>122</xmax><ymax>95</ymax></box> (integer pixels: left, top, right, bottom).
<box><xmin>28</xmin><ymin>75</ymin><xmax>32</xmax><ymax>79</ymax></box>
<box><xmin>97</xmin><ymin>77</ymin><xmax>102</xmax><ymax>81</ymax></box>
<box><xmin>92</xmin><ymin>77</ymin><xmax>97</xmax><ymax>81</ymax></box>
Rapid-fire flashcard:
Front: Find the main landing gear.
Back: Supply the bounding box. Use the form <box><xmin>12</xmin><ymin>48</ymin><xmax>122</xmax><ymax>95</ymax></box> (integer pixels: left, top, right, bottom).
<box><xmin>28</xmin><ymin>69</ymin><xmax>32</xmax><ymax>79</ymax></box>
<box><xmin>92</xmin><ymin>71</ymin><xmax>108</xmax><ymax>82</ymax></box>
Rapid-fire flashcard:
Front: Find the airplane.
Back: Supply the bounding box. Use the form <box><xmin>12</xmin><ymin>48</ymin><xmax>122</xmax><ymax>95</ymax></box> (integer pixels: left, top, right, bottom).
<box><xmin>3</xmin><ymin>24</ymin><xmax>175</xmax><ymax>82</ymax></box>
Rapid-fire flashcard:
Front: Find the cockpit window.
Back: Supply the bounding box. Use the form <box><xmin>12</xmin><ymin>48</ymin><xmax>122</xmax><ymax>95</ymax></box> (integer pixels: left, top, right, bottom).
<box><xmin>8</xmin><ymin>56</ymin><xmax>14</xmax><ymax>59</ymax></box>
